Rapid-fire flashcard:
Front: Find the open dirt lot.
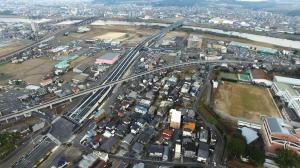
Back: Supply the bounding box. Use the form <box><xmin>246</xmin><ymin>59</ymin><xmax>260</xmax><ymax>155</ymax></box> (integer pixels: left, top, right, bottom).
<box><xmin>0</xmin><ymin>57</ymin><xmax>57</xmax><ymax>85</ymax></box>
<box><xmin>93</xmin><ymin>32</ymin><xmax>126</xmax><ymax>40</ymax></box>
<box><xmin>55</xmin><ymin>25</ymin><xmax>157</xmax><ymax>47</ymax></box>
<box><xmin>158</xmin><ymin>30</ymin><xmax>188</xmax><ymax>45</ymax></box>
<box><xmin>0</xmin><ymin>39</ymin><xmax>33</xmax><ymax>57</ymax></box>
<box><xmin>162</xmin><ymin>31</ymin><xmax>187</xmax><ymax>40</ymax></box>
<box><xmin>213</xmin><ymin>81</ymin><xmax>280</xmax><ymax>124</ymax></box>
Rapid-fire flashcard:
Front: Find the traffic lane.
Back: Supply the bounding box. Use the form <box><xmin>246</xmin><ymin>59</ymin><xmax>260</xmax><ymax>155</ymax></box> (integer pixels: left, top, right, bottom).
<box><xmin>0</xmin><ymin>135</ymin><xmax>44</xmax><ymax>168</ymax></box>
<box><xmin>13</xmin><ymin>137</ymin><xmax>56</xmax><ymax>168</ymax></box>
<box><xmin>68</xmin><ymin>36</ymin><xmax>146</xmax><ymax>121</ymax></box>
<box><xmin>68</xmin><ymin>46</ymin><xmax>138</xmax><ymax>119</ymax></box>
<box><xmin>193</xmin><ymin>82</ymin><xmax>224</xmax><ymax>166</ymax></box>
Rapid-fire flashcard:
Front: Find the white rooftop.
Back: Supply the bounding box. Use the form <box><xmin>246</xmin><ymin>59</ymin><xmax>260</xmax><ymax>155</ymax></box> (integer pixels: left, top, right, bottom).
<box><xmin>170</xmin><ymin>109</ymin><xmax>182</xmax><ymax>123</ymax></box>
<box><xmin>240</xmin><ymin>127</ymin><xmax>259</xmax><ymax>144</ymax></box>
<box><xmin>274</xmin><ymin>76</ymin><xmax>300</xmax><ymax>86</ymax></box>
<box><xmin>26</xmin><ymin>85</ymin><xmax>40</xmax><ymax>90</ymax></box>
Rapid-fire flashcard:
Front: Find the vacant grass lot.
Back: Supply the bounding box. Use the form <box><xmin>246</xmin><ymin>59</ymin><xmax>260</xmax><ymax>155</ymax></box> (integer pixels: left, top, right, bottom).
<box><xmin>0</xmin><ymin>39</ymin><xmax>33</xmax><ymax>58</ymax></box>
<box><xmin>213</xmin><ymin>81</ymin><xmax>280</xmax><ymax>124</ymax></box>
<box><xmin>0</xmin><ymin>57</ymin><xmax>57</xmax><ymax>85</ymax></box>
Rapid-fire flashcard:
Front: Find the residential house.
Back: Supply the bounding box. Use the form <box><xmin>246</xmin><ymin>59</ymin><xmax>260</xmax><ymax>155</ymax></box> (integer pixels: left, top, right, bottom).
<box><xmin>121</xmin><ymin>133</ymin><xmax>135</xmax><ymax>150</ymax></box>
<box><xmin>199</xmin><ymin>127</ymin><xmax>208</xmax><ymax>143</ymax></box>
<box><xmin>183</xmin><ymin>138</ymin><xmax>196</xmax><ymax>158</ymax></box>
<box><xmin>197</xmin><ymin>142</ymin><xmax>209</xmax><ymax>163</ymax></box>
<box><xmin>100</xmin><ymin>136</ymin><xmax>120</xmax><ymax>153</ymax></box>
<box><xmin>174</xmin><ymin>143</ymin><xmax>181</xmax><ymax>159</ymax></box>
<box><xmin>148</xmin><ymin>145</ymin><xmax>164</xmax><ymax>157</ymax></box>
<box><xmin>132</xmin><ymin>142</ymin><xmax>144</xmax><ymax>154</ymax></box>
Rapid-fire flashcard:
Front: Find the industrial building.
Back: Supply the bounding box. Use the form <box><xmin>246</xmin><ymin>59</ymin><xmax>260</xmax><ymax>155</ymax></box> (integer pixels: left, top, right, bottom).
<box><xmin>228</xmin><ymin>41</ymin><xmax>278</xmax><ymax>55</ymax></box>
<box><xmin>73</xmin><ymin>63</ymin><xmax>89</xmax><ymax>73</ymax></box>
<box><xmin>95</xmin><ymin>52</ymin><xmax>120</xmax><ymax>65</ymax></box>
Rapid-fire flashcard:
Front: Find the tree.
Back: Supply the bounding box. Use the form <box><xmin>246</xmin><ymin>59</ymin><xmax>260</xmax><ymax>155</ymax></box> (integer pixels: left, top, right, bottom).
<box><xmin>0</xmin><ymin>132</ymin><xmax>20</xmax><ymax>158</ymax></box>
<box><xmin>246</xmin><ymin>146</ymin><xmax>265</xmax><ymax>166</ymax></box>
<box><xmin>275</xmin><ymin>148</ymin><xmax>300</xmax><ymax>168</ymax></box>
<box><xmin>226</xmin><ymin>136</ymin><xmax>246</xmax><ymax>159</ymax></box>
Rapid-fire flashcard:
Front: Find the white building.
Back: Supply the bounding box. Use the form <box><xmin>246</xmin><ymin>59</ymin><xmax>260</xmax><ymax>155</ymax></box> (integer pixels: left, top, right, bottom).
<box><xmin>170</xmin><ymin>109</ymin><xmax>182</xmax><ymax>129</ymax></box>
<box><xmin>272</xmin><ymin>76</ymin><xmax>300</xmax><ymax>117</ymax></box>
<box><xmin>209</xmin><ymin>18</ymin><xmax>234</xmax><ymax>25</ymax></box>
<box><xmin>77</xmin><ymin>26</ymin><xmax>90</xmax><ymax>33</ymax></box>
<box><xmin>174</xmin><ymin>144</ymin><xmax>181</xmax><ymax>159</ymax></box>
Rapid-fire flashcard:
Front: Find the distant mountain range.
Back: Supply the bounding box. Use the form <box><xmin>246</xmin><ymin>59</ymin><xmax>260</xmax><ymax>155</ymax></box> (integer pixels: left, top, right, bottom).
<box><xmin>92</xmin><ymin>0</ymin><xmax>299</xmax><ymax>8</ymax></box>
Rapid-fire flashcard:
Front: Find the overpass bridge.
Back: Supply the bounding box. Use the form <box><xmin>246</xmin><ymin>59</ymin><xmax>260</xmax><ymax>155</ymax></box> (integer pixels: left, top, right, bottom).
<box><xmin>63</xmin><ymin>19</ymin><xmax>185</xmax><ymax>125</ymax></box>
<box><xmin>0</xmin><ymin>60</ymin><xmax>255</xmax><ymax>124</ymax></box>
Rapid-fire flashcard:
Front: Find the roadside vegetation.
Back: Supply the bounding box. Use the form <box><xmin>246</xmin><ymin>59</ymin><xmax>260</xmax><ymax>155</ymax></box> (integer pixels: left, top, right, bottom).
<box><xmin>197</xmin><ymin>91</ymin><xmax>218</xmax><ymax>125</ymax></box>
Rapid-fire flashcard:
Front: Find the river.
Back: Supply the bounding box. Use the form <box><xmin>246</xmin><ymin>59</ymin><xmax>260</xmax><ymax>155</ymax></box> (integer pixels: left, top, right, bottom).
<box><xmin>91</xmin><ymin>20</ymin><xmax>300</xmax><ymax>49</ymax></box>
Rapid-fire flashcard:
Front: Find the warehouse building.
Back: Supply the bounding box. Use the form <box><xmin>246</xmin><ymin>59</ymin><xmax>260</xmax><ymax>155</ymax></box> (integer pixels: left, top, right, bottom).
<box><xmin>95</xmin><ymin>52</ymin><xmax>120</xmax><ymax>65</ymax></box>
<box><xmin>73</xmin><ymin>63</ymin><xmax>89</xmax><ymax>73</ymax></box>
<box><xmin>228</xmin><ymin>41</ymin><xmax>278</xmax><ymax>55</ymax></box>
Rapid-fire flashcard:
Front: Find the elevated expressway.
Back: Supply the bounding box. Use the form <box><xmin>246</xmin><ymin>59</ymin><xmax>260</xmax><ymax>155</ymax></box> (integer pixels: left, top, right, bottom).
<box><xmin>0</xmin><ymin>60</ymin><xmax>255</xmax><ymax>124</ymax></box>
<box><xmin>61</xmin><ymin>20</ymin><xmax>184</xmax><ymax>125</ymax></box>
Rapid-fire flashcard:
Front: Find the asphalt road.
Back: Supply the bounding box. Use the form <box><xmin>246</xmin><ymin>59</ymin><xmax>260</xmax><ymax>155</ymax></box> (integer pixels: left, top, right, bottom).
<box><xmin>192</xmin><ymin>68</ymin><xmax>225</xmax><ymax>168</ymax></box>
